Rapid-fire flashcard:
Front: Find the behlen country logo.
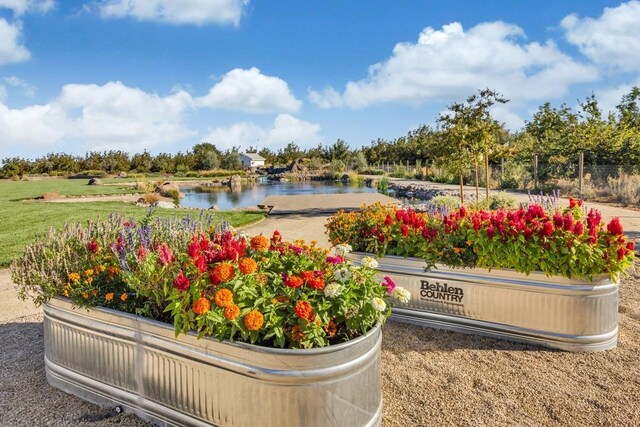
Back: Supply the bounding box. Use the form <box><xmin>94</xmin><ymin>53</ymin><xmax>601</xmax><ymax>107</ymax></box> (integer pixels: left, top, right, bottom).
<box><xmin>420</xmin><ymin>280</ymin><xmax>464</xmax><ymax>303</ymax></box>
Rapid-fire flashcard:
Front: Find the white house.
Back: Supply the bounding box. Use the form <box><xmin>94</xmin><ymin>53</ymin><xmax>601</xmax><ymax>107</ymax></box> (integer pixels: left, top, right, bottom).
<box><xmin>240</xmin><ymin>153</ymin><xmax>266</xmax><ymax>169</ymax></box>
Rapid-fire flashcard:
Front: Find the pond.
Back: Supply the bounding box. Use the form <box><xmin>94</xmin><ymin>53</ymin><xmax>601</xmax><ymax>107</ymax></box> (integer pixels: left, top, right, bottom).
<box><xmin>179</xmin><ymin>181</ymin><xmax>377</xmax><ymax>210</ymax></box>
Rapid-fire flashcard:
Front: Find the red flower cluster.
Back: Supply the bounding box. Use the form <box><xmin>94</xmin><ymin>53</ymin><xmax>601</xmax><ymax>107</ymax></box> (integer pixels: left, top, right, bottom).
<box><xmin>207</xmin><ymin>231</ymin><xmax>247</xmax><ymax>263</ymax></box>
<box><xmin>188</xmin><ymin>233</ymin><xmax>210</xmax><ymax>272</ymax></box>
<box><xmin>87</xmin><ymin>240</ymin><xmax>99</xmax><ymax>254</ymax></box>
<box><xmin>158</xmin><ymin>243</ymin><xmax>174</xmax><ymax>265</ymax></box>
<box><xmin>173</xmin><ymin>270</ymin><xmax>190</xmax><ymax>291</ymax></box>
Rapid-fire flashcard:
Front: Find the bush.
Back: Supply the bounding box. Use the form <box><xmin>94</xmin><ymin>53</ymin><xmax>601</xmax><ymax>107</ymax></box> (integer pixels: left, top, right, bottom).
<box><xmin>141</xmin><ymin>193</ymin><xmax>162</xmax><ymax>205</ymax></box>
<box><xmin>377</xmin><ymin>177</ymin><xmax>389</xmax><ymax>194</ymax></box>
<box><xmin>500</xmin><ymin>162</ymin><xmax>531</xmax><ymax>190</ymax></box>
<box><xmin>361</xmin><ymin>169</ymin><xmax>386</xmax><ymax>176</ymax></box>
<box><xmin>329</xmin><ymin>159</ymin><xmax>346</xmax><ymax>175</ymax></box>
<box><xmin>606</xmin><ymin>173</ymin><xmax>640</xmax><ymax>206</ymax></box>
<box><xmin>428</xmin><ymin>195</ymin><xmax>461</xmax><ymax>211</ymax></box>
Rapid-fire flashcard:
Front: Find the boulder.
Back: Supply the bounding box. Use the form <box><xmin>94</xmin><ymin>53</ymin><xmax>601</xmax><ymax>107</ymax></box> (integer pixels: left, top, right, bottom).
<box><xmin>118</xmin><ymin>172</ymin><xmax>128</xmax><ymax>178</ymax></box>
<box><xmin>229</xmin><ymin>174</ymin><xmax>242</xmax><ymax>187</ymax></box>
<box><xmin>88</xmin><ymin>178</ymin><xmax>102</xmax><ymax>185</ymax></box>
<box><xmin>155</xmin><ymin>183</ymin><xmax>184</xmax><ymax>199</ymax></box>
<box><xmin>152</xmin><ymin>200</ymin><xmax>176</xmax><ymax>209</ymax></box>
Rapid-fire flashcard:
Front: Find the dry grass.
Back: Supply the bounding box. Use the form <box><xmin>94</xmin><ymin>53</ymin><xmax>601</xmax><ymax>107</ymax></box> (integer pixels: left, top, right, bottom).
<box><xmin>41</xmin><ymin>192</ymin><xmax>61</xmax><ymax>201</ymax></box>
<box><xmin>140</xmin><ymin>192</ymin><xmax>162</xmax><ymax>205</ymax></box>
<box><xmin>607</xmin><ymin>173</ymin><xmax>640</xmax><ymax>206</ymax></box>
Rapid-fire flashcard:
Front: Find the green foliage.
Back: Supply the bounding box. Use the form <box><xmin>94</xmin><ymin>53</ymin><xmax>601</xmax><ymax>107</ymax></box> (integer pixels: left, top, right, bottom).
<box><xmin>428</xmin><ymin>195</ymin><xmax>461</xmax><ymax>210</ymax></box>
<box><xmin>377</xmin><ymin>177</ymin><xmax>389</xmax><ymax>194</ymax></box>
<box><xmin>326</xmin><ymin>203</ymin><xmax>635</xmax><ymax>281</ymax></box>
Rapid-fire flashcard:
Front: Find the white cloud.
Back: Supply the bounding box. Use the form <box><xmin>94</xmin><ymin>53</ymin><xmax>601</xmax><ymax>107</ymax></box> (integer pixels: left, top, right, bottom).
<box><xmin>198</xmin><ymin>67</ymin><xmax>302</xmax><ymax>114</ymax></box>
<box><xmin>0</xmin><ymin>18</ymin><xmax>30</xmax><ymax>64</ymax></box>
<box><xmin>594</xmin><ymin>80</ymin><xmax>640</xmax><ymax>116</ymax></box>
<box><xmin>0</xmin><ymin>0</ymin><xmax>54</xmax><ymax>15</ymax></box>
<box><xmin>99</xmin><ymin>0</ymin><xmax>248</xmax><ymax>26</ymax></box>
<box><xmin>0</xmin><ymin>81</ymin><xmax>196</xmax><ymax>152</ymax></box>
<box><xmin>4</xmin><ymin>75</ymin><xmax>36</xmax><ymax>97</ymax></box>
<box><xmin>562</xmin><ymin>1</ymin><xmax>640</xmax><ymax>72</ymax></box>
<box><xmin>309</xmin><ymin>21</ymin><xmax>598</xmax><ymax>109</ymax></box>
<box><xmin>0</xmin><ymin>85</ymin><xmax>6</xmax><ymax>102</ymax></box>
<box><xmin>203</xmin><ymin>114</ymin><xmax>322</xmax><ymax>150</ymax></box>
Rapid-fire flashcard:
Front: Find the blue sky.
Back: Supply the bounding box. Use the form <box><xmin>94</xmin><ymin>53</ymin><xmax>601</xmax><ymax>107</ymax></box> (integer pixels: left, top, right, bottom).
<box><xmin>1</xmin><ymin>0</ymin><xmax>639</xmax><ymax>158</ymax></box>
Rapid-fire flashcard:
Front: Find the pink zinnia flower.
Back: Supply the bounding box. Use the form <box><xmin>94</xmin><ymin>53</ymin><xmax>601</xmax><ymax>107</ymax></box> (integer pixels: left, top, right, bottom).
<box><xmin>382</xmin><ymin>276</ymin><xmax>396</xmax><ymax>295</ymax></box>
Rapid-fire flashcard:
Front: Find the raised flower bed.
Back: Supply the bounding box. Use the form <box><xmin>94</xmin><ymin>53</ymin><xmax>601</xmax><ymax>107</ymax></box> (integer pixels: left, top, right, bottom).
<box><xmin>14</xmin><ymin>215</ymin><xmax>409</xmax><ymax>426</ymax></box>
<box><xmin>326</xmin><ymin>201</ymin><xmax>635</xmax><ymax>352</ymax></box>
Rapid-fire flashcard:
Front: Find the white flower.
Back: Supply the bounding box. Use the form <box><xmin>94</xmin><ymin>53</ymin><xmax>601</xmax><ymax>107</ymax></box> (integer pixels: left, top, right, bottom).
<box><xmin>371</xmin><ymin>297</ymin><xmax>386</xmax><ymax>312</ymax></box>
<box><xmin>361</xmin><ymin>256</ymin><xmax>379</xmax><ymax>269</ymax></box>
<box><xmin>393</xmin><ymin>287</ymin><xmax>411</xmax><ymax>304</ymax></box>
<box><xmin>335</xmin><ymin>244</ymin><xmax>353</xmax><ymax>256</ymax></box>
<box><xmin>333</xmin><ymin>267</ymin><xmax>352</xmax><ymax>282</ymax></box>
<box><xmin>324</xmin><ymin>282</ymin><xmax>343</xmax><ymax>298</ymax></box>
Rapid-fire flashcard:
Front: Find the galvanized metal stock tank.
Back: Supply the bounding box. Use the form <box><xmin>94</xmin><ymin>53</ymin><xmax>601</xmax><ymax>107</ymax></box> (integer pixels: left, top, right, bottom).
<box><xmin>43</xmin><ymin>297</ymin><xmax>382</xmax><ymax>426</ymax></box>
<box><xmin>349</xmin><ymin>253</ymin><xmax>618</xmax><ymax>352</ymax></box>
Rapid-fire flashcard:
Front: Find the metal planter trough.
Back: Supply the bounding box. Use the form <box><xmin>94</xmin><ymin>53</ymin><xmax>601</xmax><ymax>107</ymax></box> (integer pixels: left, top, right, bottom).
<box><xmin>43</xmin><ymin>297</ymin><xmax>382</xmax><ymax>427</ymax></box>
<box><xmin>349</xmin><ymin>253</ymin><xmax>618</xmax><ymax>352</ymax></box>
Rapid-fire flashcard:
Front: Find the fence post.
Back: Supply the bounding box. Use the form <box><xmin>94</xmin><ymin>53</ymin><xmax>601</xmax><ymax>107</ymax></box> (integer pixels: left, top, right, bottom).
<box><xmin>578</xmin><ymin>152</ymin><xmax>584</xmax><ymax>197</ymax></box>
<box><xmin>534</xmin><ymin>154</ymin><xmax>539</xmax><ymax>190</ymax></box>
<box><xmin>500</xmin><ymin>158</ymin><xmax>504</xmax><ymax>183</ymax></box>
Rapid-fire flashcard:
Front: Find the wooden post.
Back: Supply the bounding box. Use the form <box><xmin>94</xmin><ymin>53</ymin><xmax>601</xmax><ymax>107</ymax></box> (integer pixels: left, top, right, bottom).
<box><xmin>534</xmin><ymin>154</ymin><xmax>539</xmax><ymax>190</ymax></box>
<box><xmin>485</xmin><ymin>151</ymin><xmax>490</xmax><ymax>199</ymax></box>
<box><xmin>500</xmin><ymin>158</ymin><xmax>504</xmax><ymax>183</ymax></box>
<box><xmin>578</xmin><ymin>152</ymin><xmax>584</xmax><ymax>197</ymax></box>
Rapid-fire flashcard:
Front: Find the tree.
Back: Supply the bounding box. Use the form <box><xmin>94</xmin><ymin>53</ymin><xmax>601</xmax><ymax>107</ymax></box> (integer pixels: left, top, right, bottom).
<box><xmin>130</xmin><ymin>151</ymin><xmax>153</xmax><ymax>173</ymax></box>
<box><xmin>192</xmin><ymin>143</ymin><xmax>221</xmax><ymax>170</ymax></box>
<box><xmin>323</xmin><ymin>139</ymin><xmax>350</xmax><ymax>163</ymax></box>
<box><xmin>221</xmin><ymin>150</ymin><xmax>242</xmax><ymax>170</ymax></box>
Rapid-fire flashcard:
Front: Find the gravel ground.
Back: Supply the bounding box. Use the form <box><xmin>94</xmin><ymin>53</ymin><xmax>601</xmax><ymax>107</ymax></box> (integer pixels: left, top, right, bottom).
<box><xmin>2</xmin><ymin>212</ymin><xmax>640</xmax><ymax>426</ymax></box>
<box><xmin>3</xmin><ymin>266</ymin><xmax>639</xmax><ymax>427</ymax></box>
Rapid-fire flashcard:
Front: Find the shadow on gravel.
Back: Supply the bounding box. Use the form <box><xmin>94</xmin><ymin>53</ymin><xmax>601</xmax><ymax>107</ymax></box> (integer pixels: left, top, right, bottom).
<box><xmin>382</xmin><ymin>319</ymin><xmax>559</xmax><ymax>353</ymax></box>
<box><xmin>0</xmin><ymin>320</ymin><xmax>148</xmax><ymax>427</ymax></box>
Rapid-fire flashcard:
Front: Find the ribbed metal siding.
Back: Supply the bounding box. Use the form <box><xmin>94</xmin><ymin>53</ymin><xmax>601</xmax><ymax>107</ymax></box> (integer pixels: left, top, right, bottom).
<box><xmin>43</xmin><ymin>298</ymin><xmax>382</xmax><ymax>427</ymax></box>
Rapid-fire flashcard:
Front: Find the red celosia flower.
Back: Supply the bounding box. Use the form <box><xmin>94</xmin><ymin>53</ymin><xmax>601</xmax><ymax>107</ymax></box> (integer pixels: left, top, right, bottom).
<box><xmin>401</xmin><ymin>224</ymin><xmax>409</xmax><ymax>237</ymax></box>
<box><xmin>563</xmin><ymin>213</ymin><xmax>574</xmax><ymax>232</ymax></box>
<box><xmin>194</xmin><ymin>255</ymin><xmax>208</xmax><ymax>273</ymax></box>
<box><xmin>539</xmin><ymin>221</ymin><xmax>553</xmax><ymax>238</ymax></box>
<box><xmin>87</xmin><ymin>240</ymin><xmax>99</xmax><ymax>254</ymax></box>
<box><xmin>486</xmin><ymin>225</ymin><xmax>495</xmax><ymax>239</ymax></box>
<box><xmin>385</xmin><ymin>214</ymin><xmax>393</xmax><ymax>226</ymax></box>
<box><xmin>618</xmin><ymin>247</ymin><xmax>627</xmax><ymax>261</ymax></box>
<box><xmin>459</xmin><ymin>206</ymin><xmax>467</xmax><ymax>218</ymax></box>
<box><xmin>573</xmin><ymin>221</ymin><xmax>584</xmax><ymax>236</ymax></box>
<box><xmin>627</xmin><ymin>241</ymin><xmax>636</xmax><ymax>251</ymax></box>
<box><xmin>607</xmin><ymin>218</ymin><xmax>624</xmax><ymax>236</ymax></box>
<box><xmin>553</xmin><ymin>212</ymin><xmax>564</xmax><ymax>228</ymax></box>
<box><xmin>294</xmin><ymin>301</ymin><xmax>314</xmax><ymax>321</ymax></box>
<box><xmin>173</xmin><ymin>270</ymin><xmax>190</xmax><ymax>291</ymax></box>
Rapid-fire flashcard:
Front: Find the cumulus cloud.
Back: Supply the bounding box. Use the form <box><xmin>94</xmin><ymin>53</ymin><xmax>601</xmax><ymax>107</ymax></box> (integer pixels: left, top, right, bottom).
<box><xmin>594</xmin><ymin>80</ymin><xmax>640</xmax><ymax>116</ymax></box>
<box><xmin>0</xmin><ymin>81</ymin><xmax>196</xmax><ymax>152</ymax></box>
<box><xmin>0</xmin><ymin>0</ymin><xmax>54</xmax><ymax>15</ymax></box>
<box><xmin>99</xmin><ymin>0</ymin><xmax>248</xmax><ymax>26</ymax></box>
<box><xmin>0</xmin><ymin>18</ymin><xmax>30</xmax><ymax>64</ymax></box>
<box><xmin>562</xmin><ymin>1</ymin><xmax>640</xmax><ymax>72</ymax></box>
<box><xmin>198</xmin><ymin>67</ymin><xmax>302</xmax><ymax>114</ymax></box>
<box><xmin>4</xmin><ymin>76</ymin><xmax>36</xmax><ymax>97</ymax></box>
<box><xmin>309</xmin><ymin>21</ymin><xmax>598</xmax><ymax>109</ymax></box>
<box><xmin>203</xmin><ymin>114</ymin><xmax>322</xmax><ymax>150</ymax></box>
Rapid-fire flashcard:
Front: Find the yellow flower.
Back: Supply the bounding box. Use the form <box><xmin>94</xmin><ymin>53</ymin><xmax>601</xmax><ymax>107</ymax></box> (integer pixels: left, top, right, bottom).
<box><xmin>68</xmin><ymin>272</ymin><xmax>80</xmax><ymax>283</ymax></box>
<box><xmin>95</xmin><ymin>265</ymin><xmax>106</xmax><ymax>273</ymax></box>
<box><xmin>84</xmin><ymin>269</ymin><xmax>94</xmax><ymax>277</ymax></box>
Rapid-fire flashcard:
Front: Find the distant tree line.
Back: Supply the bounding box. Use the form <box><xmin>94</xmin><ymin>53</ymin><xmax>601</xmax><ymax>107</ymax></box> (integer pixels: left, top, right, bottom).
<box><xmin>3</xmin><ymin>87</ymin><xmax>639</xmax><ymax>182</ymax></box>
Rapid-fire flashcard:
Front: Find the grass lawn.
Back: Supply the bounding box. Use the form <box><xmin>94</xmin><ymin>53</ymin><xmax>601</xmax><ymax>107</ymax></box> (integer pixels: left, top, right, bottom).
<box><xmin>0</xmin><ymin>178</ymin><xmax>265</xmax><ymax>267</ymax></box>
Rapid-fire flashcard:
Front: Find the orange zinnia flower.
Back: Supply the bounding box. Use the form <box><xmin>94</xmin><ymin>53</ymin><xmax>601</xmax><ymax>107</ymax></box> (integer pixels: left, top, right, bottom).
<box><xmin>68</xmin><ymin>272</ymin><xmax>80</xmax><ymax>283</ymax></box>
<box><xmin>244</xmin><ymin>310</ymin><xmax>264</xmax><ymax>331</ymax></box>
<box><xmin>193</xmin><ymin>297</ymin><xmax>211</xmax><ymax>315</ymax></box>
<box><xmin>210</xmin><ymin>263</ymin><xmax>235</xmax><ymax>284</ymax></box>
<box><xmin>250</xmin><ymin>235</ymin><xmax>270</xmax><ymax>252</ymax></box>
<box><xmin>324</xmin><ymin>320</ymin><xmax>337</xmax><ymax>338</ymax></box>
<box><xmin>105</xmin><ymin>293</ymin><xmax>114</xmax><ymax>301</ymax></box>
<box><xmin>238</xmin><ymin>257</ymin><xmax>258</xmax><ymax>275</ymax></box>
<box><xmin>81</xmin><ymin>291</ymin><xmax>89</xmax><ymax>299</ymax></box>
<box><xmin>291</xmin><ymin>325</ymin><xmax>304</xmax><ymax>342</ymax></box>
<box><xmin>256</xmin><ymin>274</ymin><xmax>269</xmax><ymax>286</ymax></box>
<box><xmin>224</xmin><ymin>304</ymin><xmax>240</xmax><ymax>320</ymax></box>
<box><xmin>120</xmin><ymin>293</ymin><xmax>128</xmax><ymax>302</ymax></box>
<box><xmin>214</xmin><ymin>288</ymin><xmax>234</xmax><ymax>307</ymax></box>
<box><xmin>294</xmin><ymin>301</ymin><xmax>314</xmax><ymax>321</ymax></box>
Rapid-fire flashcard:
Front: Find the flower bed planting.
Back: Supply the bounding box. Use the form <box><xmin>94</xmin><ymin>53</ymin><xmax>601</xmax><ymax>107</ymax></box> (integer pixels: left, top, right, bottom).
<box><xmin>13</xmin><ymin>214</ymin><xmax>408</xmax><ymax>349</ymax></box>
<box><xmin>326</xmin><ymin>199</ymin><xmax>634</xmax><ymax>280</ymax></box>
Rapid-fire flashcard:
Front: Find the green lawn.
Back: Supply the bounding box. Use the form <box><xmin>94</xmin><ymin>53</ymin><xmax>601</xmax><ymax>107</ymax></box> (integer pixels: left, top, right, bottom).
<box><xmin>0</xmin><ymin>178</ymin><xmax>265</xmax><ymax>267</ymax></box>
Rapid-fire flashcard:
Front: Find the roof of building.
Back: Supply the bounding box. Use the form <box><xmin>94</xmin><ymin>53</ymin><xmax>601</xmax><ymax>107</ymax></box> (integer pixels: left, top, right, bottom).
<box><xmin>241</xmin><ymin>152</ymin><xmax>266</xmax><ymax>161</ymax></box>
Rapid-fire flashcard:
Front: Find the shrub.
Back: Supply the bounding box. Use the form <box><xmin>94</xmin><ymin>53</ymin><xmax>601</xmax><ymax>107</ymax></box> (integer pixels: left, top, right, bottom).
<box><xmin>428</xmin><ymin>195</ymin><xmax>461</xmax><ymax>211</ymax></box>
<box><xmin>377</xmin><ymin>177</ymin><xmax>389</xmax><ymax>194</ymax></box>
<box><xmin>141</xmin><ymin>193</ymin><xmax>162</xmax><ymax>205</ymax></box>
<box><xmin>607</xmin><ymin>172</ymin><xmax>640</xmax><ymax>206</ymax></box>
<box><xmin>361</xmin><ymin>169</ymin><xmax>386</xmax><ymax>176</ymax></box>
<box><xmin>12</xmin><ymin>216</ymin><xmax>409</xmax><ymax>349</ymax></box>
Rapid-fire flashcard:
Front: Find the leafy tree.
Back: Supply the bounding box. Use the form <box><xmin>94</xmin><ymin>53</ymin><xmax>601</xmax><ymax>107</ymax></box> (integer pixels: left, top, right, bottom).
<box><xmin>221</xmin><ymin>150</ymin><xmax>242</xmax><ymax>170</ymax></box>
<box><xmin>192</xmin><ymin>143</ymin><xmax>221</xmax><ymax>170</ymax></box>
<box><xmin>130</xmin><ymin>151</ymin><xmax>153</xmax><ymax>173</ymax></box>
<box><xmin>323</xmin><ymin>139</ymin><xmax>350</xmax><ymax>162</ymax></box>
